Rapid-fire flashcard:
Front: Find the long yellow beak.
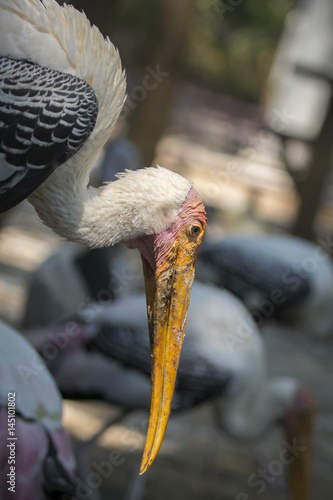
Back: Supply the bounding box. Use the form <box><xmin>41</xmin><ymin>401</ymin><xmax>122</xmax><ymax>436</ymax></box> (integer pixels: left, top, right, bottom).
<box><xmin>140</xmin><ymin>225</ymin><xmax>205</xmax><ymax>474</ymax></box>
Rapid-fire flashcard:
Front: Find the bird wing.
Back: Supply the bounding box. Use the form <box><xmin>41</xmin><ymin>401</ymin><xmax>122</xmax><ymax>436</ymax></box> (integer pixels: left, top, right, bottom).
<box><xmin>0</xmin><ymin>56</ymin><xmax>98</xmax><ymax>213</ymax></box>
<box><xmin>198</xmin><ymin>240</ymin><xmax>311</xmax><ymax>315</ymax></box>
<box><xmin>88</xmin><ymin>319</ymin><xmax>232</xmax><ymax>410</ymax></box>
<box><xmin>88</xmin><ymin>322</ymin><xmax>152</xmax><ymax>375</ymax></box>
<box><xmin>175</xmin><ymin>345</ymin><xmax>232</xmax><ymax>409</ymax></box>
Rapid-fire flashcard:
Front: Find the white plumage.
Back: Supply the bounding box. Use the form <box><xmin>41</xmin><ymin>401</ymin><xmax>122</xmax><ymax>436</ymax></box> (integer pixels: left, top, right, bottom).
<box><xmin>0</xmin><ymin>321</ymin><xmax>62</xmax><ymax>427</ymax></box>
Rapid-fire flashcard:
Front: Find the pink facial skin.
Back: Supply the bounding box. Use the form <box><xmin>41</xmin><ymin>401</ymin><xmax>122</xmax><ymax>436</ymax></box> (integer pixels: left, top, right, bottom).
<box><xmin>132</xmin><ymin>186</ymin><xmax>207</xmax><ymax>272</ymax></box>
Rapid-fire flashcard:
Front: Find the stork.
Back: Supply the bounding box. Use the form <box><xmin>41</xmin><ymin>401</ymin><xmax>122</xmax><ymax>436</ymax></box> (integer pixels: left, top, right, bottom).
<box><xmin>0</xmin><ymin>320</ymin><xmax>76</xmax><ymax>500</ymax></box>
<box><xmin>0</xmin><ymin>0</ymin><xmax>206</xmax><ymax>473</ymax></box>
<box><xmin>24</xmin><ymin>282</ymin><xmax>315</xmax><ymax>500</ymax></box>
<box><xmin>197</xmin><ymin>233</ymin><xmax>333</xmax><ymax>337</ymax></box>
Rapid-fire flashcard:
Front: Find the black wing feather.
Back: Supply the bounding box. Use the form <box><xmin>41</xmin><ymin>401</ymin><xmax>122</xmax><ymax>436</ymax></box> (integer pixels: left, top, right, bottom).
<box><xmin>197</xmin><ymin>240</ymin><xmax>311</xmax><ymax>316</ymax></box>
<box><xmin>0</xmin><ymin>57</ymin><xmax>98</xmax><ymax>213</ymax></box>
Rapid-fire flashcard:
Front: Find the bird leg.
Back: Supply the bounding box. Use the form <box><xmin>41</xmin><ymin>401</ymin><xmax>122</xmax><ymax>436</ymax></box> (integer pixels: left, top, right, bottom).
<box><xmin>283</xmin><ymin>386</ymin><xmax>315</xmax><ymax>500</ymax></box>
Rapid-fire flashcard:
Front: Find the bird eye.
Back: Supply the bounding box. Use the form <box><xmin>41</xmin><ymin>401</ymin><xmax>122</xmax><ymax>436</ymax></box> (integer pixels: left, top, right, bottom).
<box><xmin>188</xmin><ymin>224</ymin><xmax>202</xmax><ymax>238</ymax></box>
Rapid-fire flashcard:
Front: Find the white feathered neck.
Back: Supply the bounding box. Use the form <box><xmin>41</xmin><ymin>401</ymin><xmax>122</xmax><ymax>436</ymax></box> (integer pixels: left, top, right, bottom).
<box><xmin>32</xmin><ymin>165</ymin><xmax>192</xmax><ymax>247</ymax></box>
<box><xmin>80</xmin><ymin>166</ymin><xmax>192</xmax><ymax>246</ymax></box>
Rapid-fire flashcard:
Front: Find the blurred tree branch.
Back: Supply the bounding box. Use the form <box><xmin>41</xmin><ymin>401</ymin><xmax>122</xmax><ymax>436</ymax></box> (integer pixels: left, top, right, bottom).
<box><xmin>128</xmin><ymin>0</ymin><xmax>197</xmax><ymax>165</ymax></box>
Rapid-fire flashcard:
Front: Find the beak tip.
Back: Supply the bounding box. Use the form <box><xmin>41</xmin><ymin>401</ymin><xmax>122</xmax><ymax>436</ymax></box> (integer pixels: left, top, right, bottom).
<box><xmin>140</xmin><ymin>238</ymin><xmax>199</xmax><ymax>474</ymax></box>
<box><xmin>139</xmin><ymin>456</ymin><xmax>151</xmax><ymax>475</ymax></box>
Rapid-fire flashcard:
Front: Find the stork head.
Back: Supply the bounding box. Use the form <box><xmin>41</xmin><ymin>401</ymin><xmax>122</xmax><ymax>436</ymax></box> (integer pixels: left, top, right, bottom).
<box><xmin>125</xmin><ymin>177</ymin><xmax>206</xmax><ymax>473</ymax></box>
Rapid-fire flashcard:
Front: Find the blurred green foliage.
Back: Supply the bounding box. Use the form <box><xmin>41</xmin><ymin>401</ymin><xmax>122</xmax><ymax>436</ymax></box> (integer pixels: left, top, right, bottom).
<box><xmin>188</xmin><ymin>1</ymin><xmax>293</xmax><ymax>101</ymax></box>
<box><xmin>59</xmin><ymin>0</ymin><xmax>293</xmax><ymax>103</ymax></box>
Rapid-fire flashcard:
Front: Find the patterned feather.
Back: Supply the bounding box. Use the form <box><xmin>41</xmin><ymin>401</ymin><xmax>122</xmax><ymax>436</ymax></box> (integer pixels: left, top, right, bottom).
<box><xmin>0</xmin><ymin>56</ymin><xmax>98</xmax><ymax>212</ymax></box>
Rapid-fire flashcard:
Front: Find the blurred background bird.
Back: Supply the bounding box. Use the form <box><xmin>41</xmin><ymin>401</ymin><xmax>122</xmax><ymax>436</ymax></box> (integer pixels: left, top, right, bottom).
<box><xmin>196</xmin><ymin>233</ymin><xmax>333</xmax><ymax>338</ymax></box>
<box><xmin>23</xmin><ymin>281</ymin><xmax>315</xmax><ymax>500</ymax></box>
<box><xmin>0</xmin><ymin>320</ymin><xmax>76</xmax><ymax>500</ymax></box>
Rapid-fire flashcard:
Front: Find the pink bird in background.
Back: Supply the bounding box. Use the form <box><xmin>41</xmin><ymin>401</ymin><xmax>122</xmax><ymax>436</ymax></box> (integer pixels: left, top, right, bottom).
<box><xmin>0</xmin><ymin>320</ymin><xmax>75</xmax><ymax>500</ymax></box>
